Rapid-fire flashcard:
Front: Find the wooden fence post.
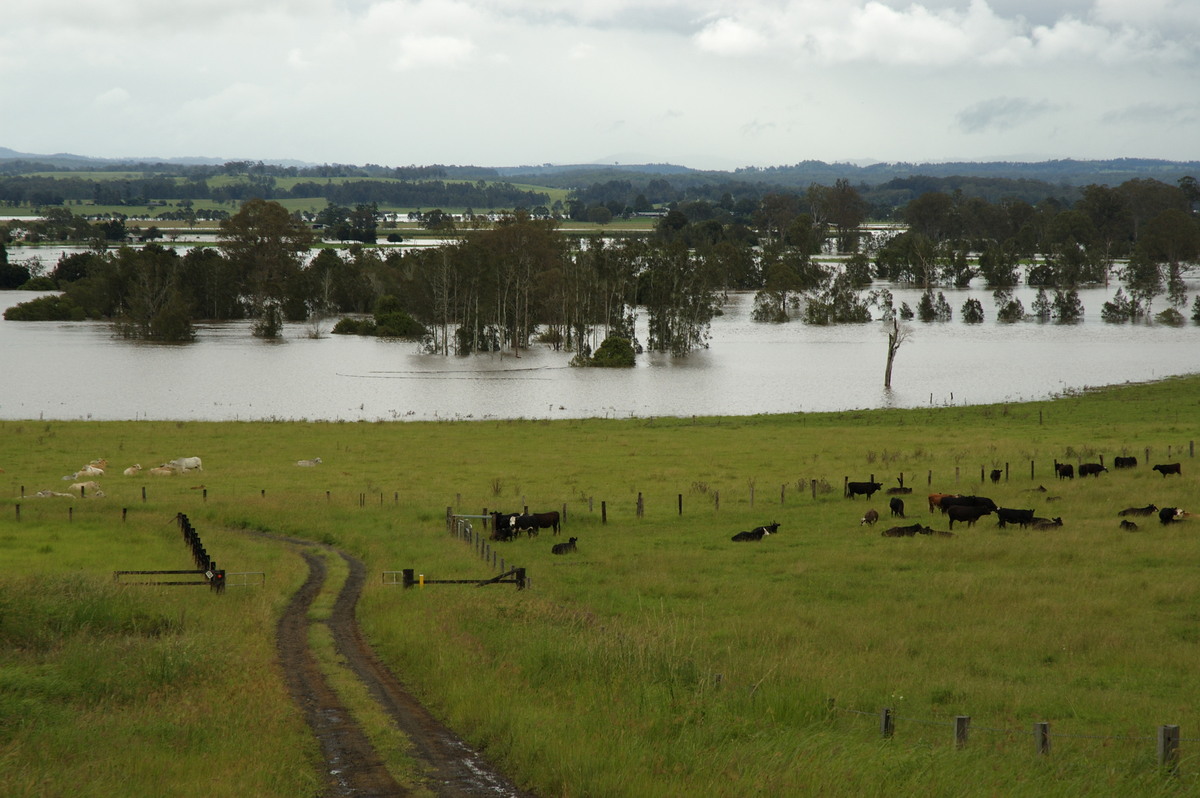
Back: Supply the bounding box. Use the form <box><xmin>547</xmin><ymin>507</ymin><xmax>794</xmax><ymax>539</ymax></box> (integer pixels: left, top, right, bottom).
<box><xmin>601</xmin><ymin>501</ymin><xmax>607</xmax><ymax>524</ymax></box>
<box><xmin>880</xmin><ymin>708</ymin><xmax>894</xmax><ymax>738</ymax></box>
<box><xmin>749</xmin><ymin>483</ymin><xmax>755</xmax><ymax>508</ymax></box>
<box><xmin>636</xmin><ymin>492</ymin><xmax>644</xmax><ymax>518</ymax></box>
<box><xmin>1031</xmin><ymin>460</ymin><xmax>1035</xmax><ymax>480</ymax></box>
<box><xmin>678</xmin><ymin>494</ymin><xmax>683</xmax><ymax>515</ymax></box>
<box><xmin>811</xmin><ymin>479</ymin><xmax>817</xmax><ymax>500</ymax></box>
<box><xmin>714</xmin><ymin>491</ymin><xmax>720</xmax><ymax>511</ymax></box>
<box><xmin>14</xmin><ymin>504</ymin><xmax>19</xmax><ymax>521</ymax></box>
<box><xmin>1158</xmin><ymin>725</ymin><xmax>1180</xmax><ymax>774</ymax></box>
<box><xmin>955</xmin><ymin>466</ymin><xmax>960</xmax><ymax>483</ymax></box>
<box><xmin>955</xmin><ymin>716</ymin><xmax>970</xmax><ymax>749</ymax></box>
<box><xmin>781</xmin><ymin>484</ymin><xmax>786</xmax><ymax>505</ymax></box>
<box><xmin>1034</xmin><ymin>722</ymin><xmax>1050</xmax><ymax>755</ymax></box>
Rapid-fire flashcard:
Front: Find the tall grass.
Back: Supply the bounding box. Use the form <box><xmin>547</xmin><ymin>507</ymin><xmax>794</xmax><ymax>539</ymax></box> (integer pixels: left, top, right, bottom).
<box><xmin>2</xmin><ymin>376</ymin><xmax>1199</xmax><ymax>795</ymax></box>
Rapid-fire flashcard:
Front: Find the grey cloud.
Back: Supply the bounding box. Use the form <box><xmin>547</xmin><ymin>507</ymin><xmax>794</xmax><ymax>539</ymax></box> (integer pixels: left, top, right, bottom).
<box><xmin>957</xmin><ymin>96</ymin><xmax>1061</xmax><ymax>133</ymax></box>
<box><xmin>1100</xmin><ymin>102</ymin><xmax>1199</xmax><ymax>126</ymax></box>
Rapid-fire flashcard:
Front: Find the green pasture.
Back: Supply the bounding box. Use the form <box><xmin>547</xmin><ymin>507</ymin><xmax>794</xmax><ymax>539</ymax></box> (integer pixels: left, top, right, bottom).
<box><xmin>2</xmin><ymin>377</ymin><xmax>1199</xmax><ymax>796</ymax></box>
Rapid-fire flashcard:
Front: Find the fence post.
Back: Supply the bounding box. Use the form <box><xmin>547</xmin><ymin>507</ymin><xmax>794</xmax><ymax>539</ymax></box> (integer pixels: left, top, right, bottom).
<box><xmin>749</xmin><ymin>483</ymin><xmax>755</xmax><ymax>507</ymax></box>
<box><xmin>714</xmin><ymin>491</ymin><xmax>720</xmax><ymax>511</ymax></box>
<box><xmin>1031</xmin><ymin>460</ymin><xmax>1035</xmax><ymax>480</ymax></box>
<box><xmin>637</xmin><ymin>492</ymin><xmax>644</xmax><ymax>518</ymax></box>
<box><xmin>955</xmin><ymin>716</ymin><xmax>970</xmax><ymax>749</ymax></box>
<box><xmin>601</xmin><ymin>501</ymin><xmax>607</xmax><ymax>524</ymax></box>
<box><xmin>811</xmin><ymin>479</ymin><xmax>817</xmax><ymax>500</ymax></box>
<box><xmin>69</xmin><ymin>506</ymin><xmax>73</xmax><ymax>522</ymax></box>
<box><xmin>1034</xmin><ymin>722</ymin><xmax>1050</xmax><ymax>755</ymax></box>
<box><xmin>678</xmin><ymin>494</ymin><xmax>683</xmax><ymax>516</ymax></box>
<box><xmin>446</xmin><ymin>506</ymin><xmax>452</xmax><ymax>530</ymax></box>
<box><xmin>142</xmin><ymin>486</ymin><xmax>146</xmax><ymax>503</ymax></box>
<box><xmin>1158</xmin><ymin>725</ymin><xmax>1180</xmax><ymax>775</ymax></box>
<box><xmin>781</xmin><ymin>484</ymin><xmax>786</xmax><ymax>505</ymax></box>
<box><xmin>122</xmin><ymin>507</ymin><xmax>127</xmax><ymax>523</ymax></box>
<box><xmin>843</xmin><ymin>476</ymin><xmax>849</xmax><ymax>498</ymax></box>
<box><xmin>562</xmin><ymin>503</ymin><xmax>567</xmax><ymax>524</ymax></box>
<box><xmin>927</xmin><ymin>469</ymin><xmax>932</xmax><ymax>486</ymax></box>
<box><xmin>955</xmin><ymin>466</ymin><xmax>960</xmax><ymax>483</ymax></box>
<box><xmin>880</xmin><ymin>708</ymin><xmax>894</xmax><ymax>738</ymax></box>
<box><xmin>14</xmin><ymin>504</ymin><xmax>19</xmax><ymax>521</ymax></box>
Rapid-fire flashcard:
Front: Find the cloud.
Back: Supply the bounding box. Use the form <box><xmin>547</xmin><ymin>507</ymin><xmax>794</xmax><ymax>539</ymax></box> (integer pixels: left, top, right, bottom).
<box><xmin>391</xmin><ymin>35</ymin><xmax>476</xmax><ymax>70</ymax></box>
<box><xmin>93</xmin><ymin>88</ymin><xmax>132</xmax><ymax>109</ymax></box>
<box><xmin>1100</xmin><ymin>101</ymin><xmax>1199</xmax><ymax>127</ymax></box>
<box><xmin>956</xmin><ymin>96</ymin><xmax>1061</xmax><ymax>132</ymax></box>
<box><xmin>694</xmin><ymin>17</ymin><xmax>767</xmax><ymax>56</ymax></box>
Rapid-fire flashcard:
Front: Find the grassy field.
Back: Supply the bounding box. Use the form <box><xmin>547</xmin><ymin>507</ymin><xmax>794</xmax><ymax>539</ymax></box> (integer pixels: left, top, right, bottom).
<box><xmin>2</xmin><ymin>377</ymin><xmax>1199</xmax><ymax>796</ymax></box>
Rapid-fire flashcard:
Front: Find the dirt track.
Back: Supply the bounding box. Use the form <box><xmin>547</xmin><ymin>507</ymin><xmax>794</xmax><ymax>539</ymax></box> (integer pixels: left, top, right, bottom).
<box><xmin>274</xmin><ymin>538</ymin><xmax>532</xmax><ymax>797</ymax></box>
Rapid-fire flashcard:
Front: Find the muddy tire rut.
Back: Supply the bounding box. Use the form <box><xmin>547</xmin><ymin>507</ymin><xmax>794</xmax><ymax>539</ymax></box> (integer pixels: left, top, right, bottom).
<box><xmin>274</xmin><ymin>538</ymin><xmax>531</xmax><ymax>797</ymax></box>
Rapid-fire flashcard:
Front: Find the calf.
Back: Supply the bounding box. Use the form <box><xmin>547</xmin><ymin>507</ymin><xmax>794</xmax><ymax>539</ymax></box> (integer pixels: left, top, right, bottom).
<box><xmin>1032</xmin><ymin>516</ymin><xmax>1063</xmax><ymax>530</ymax></box>
<box><xmin>1118</xmin><ymin>504</ymin><xmax>1157</xmax><ymax>517</ymax></box>
<box><xmin>946</xmin><ymin>504</ymin><xmax>993</xmax><ymax>529</ymax></box>
<box><xmin>1113</xmin><ymin>456</ymin><xmax>1138</xmax><ymax>469</ymax></box>
<box><xmin>490</xmin><ymin>512</ymin><xmax>520</xmax><ymax>541</ymax></box>
<box><xmin>846</xmin><ymin>481</ymin><xmax>883</xmax><ymax>499</ymax></box>
<box><xmin>990</xmin><ymin>469</ymin><xmax>1002</xmax><ymax>483</ymax></box>
<box><xmin>551</xmin><ymin>537</ymin><xmax>578</xmax><ymax>555</ymax></box>
<box><xmin>889</xmin><ymin>498</ymin><xmax>905</xmax><ymax>517</ymax></box>
<box><xmin>881</xmin><ymin>523</ymin><xmax>933</xmax><ymax>537</ymax></box>
<box><xmin>1055</xmin><ymin>463</ymin><xmax>1074</xmax><ymax>480</ymax></box>
<box><xmin>860</xmin><ymin>509</ymin><xmax>880</xmax><ymax>526</ymax></box>
<box><xmin>1153</xmin><ymin>463</ymin><xmax>1182</xmax><ymax>477</ymax></box>
<box><xmin>995</xmin><ymin>507</ymin><xmax>1035</xmax><ymax>528</ymax></box>
<box><xmin>1078</xmin><ymin>463</ymin><xmax>1107</xmax><ymax>477</ymax></box>
<box><xmin>1119</xmin><ymin>519</ymin><xmax>1139</xmax><ymax>531</ymax></box>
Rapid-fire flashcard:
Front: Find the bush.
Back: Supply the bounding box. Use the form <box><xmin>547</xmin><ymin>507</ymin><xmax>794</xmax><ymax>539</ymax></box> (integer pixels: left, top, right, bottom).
<box><xmin>587</xmin><ymin>336</ymin><xmax>636</xmax><ymax>367</ymax></box>
<box><xmin>3</xmin><ymin>293</ymin><xmax>86</xmax><ymax>321</ymax></box>
<box><xmin>332</xmin><ymin>317</ymin><xmax>375</xmax><ymax>335</ymax></box>
<box><xmin>374</xmin><ymin>311</ymin><xmax>425</xmax><ymax>338</ymax></box>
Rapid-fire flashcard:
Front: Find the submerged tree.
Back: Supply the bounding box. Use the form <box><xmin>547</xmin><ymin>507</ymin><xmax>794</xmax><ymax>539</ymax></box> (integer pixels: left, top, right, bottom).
<box><xmin>883</xmin><ymin>319</ymin><xmax>910</xmax><ymax>389</ymax></box>
<box><xmin>961</xmin><ymin>297</ymin><xmax>984</xmax><ymax>324</ymax></box>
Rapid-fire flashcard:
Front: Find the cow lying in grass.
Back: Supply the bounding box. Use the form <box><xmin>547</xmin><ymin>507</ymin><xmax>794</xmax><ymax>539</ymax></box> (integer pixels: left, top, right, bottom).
<box><xmin>551</xmin><ymin>537</ymin><xmax>578</xmax><ymax>555</ymax></box>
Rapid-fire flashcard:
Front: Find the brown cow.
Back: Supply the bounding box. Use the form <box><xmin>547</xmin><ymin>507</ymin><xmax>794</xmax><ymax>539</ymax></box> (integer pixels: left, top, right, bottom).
<box><xmin>928</xmin><ymin>493</ymin><xmax>957</xmax><ymax>513</ymax></box>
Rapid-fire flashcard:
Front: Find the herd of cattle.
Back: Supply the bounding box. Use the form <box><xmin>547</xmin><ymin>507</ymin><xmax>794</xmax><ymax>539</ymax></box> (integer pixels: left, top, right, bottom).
<box><xmin>852</xmin><ymin>459</ymin><xmax>1189</xmax><ymax>537</ymax></box>
<box><xmin>31</xmin><ymin>456</ymin><xmax>206</xmax><ymax>498</ymax></box>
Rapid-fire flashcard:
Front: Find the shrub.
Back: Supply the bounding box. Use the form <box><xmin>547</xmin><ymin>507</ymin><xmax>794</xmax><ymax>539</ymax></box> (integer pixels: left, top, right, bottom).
<box><xmin>3</xmin><ymin>293</ymin><xmax>86</xmax><ymax>321</ymax></box>
<box><xmin>332</xmin><ymin>317</ymin><xmax>375</xmax><ymax>335</ymax></box>
<box><xmin>588</xmin><ymin>336</ymin><xmax>636</xmax><ymax>367</ymax></box>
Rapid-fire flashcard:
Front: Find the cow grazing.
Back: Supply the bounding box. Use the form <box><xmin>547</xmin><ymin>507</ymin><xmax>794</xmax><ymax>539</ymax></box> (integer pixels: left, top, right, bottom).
<box><xmin>990</xmin><ymin>469</ymin><xmax>1002</xmax><ymax>483</ymax></box>
<box><xmin>122</xmin><ymin>464</ymin><xmax>142</xmax><ymax>476</ymax></box>
<box><xmin>1055</xmin><ymin>463</ymin><xmax>1074</xmax><ymax>480</ymax></box>
<box><xmin>1079</xmin><ymin>463</ymin><xmax>1107</xmax><ymax>477</ymax></box>
<box><xmin>551</xmin><ymin>537</ymin><xmax>578</xmax><ymax>555</ymax></box>
<box><xmin>1113</xmin><ymin>456</ymin><xmax>1138</xmax><ymax>469</ymax></box>
<box><xmin>1159</xmin><ymin>507</ymin><xmax>1184</xmax><ymax>525</ymax></box>
<box><xmin>1118</xmin><ymin>504</ymin><xmax>1157</xmax><ymax>517</ymax></box>
<box><xmin>881</xmin><ymin>523</ymin><xmax>934</xmax><ymax>537</ymax></box>
<box><xmin>296</xmin><ymin>457</ymin><xmax>322</xmax><ymax>467</ymax></box>
<box><xmin>928</xmin><ymin>493</ymin><xmax>958</xmax><ymax>512</ymax></box>
<box><xmin>946</xmin><ymin>504</ymin><xmax>993</xmax><ymax>529</ymax></box>
<box><xmin>995</xmin><ymin>507</ymin><xmax>1035</xmax><ymax>528</ymax></box>
<box><xmin>1119</xmin><ymin>520</ymin><xmax>1139</xmax><ymax>531</ymax></box>
<box><xmin>860</xmin><ymin>509</ymin><xmax>880</xmax><ymax>526</ymax></box>
<box><xmin>1032</xmin><ymin>516</ymin><xmax>1063</xmax><ymax>530</ymax></box>
<box><xmin>846</xmin><ymin>481</ymin><xmax>883</xmax><ymax>499</ymax></box>
<box><xmin>940</xmin><ymin>495</ymin><xmax>998</xmax><ymax>514</ymax></box>
<box><xmin>170</xmin><ymin>456</ymin><xmax>203</xmax><ymax>472</ymax></box>
<box><xmin>889</xmin><ymin>497</ymin><xmax>905</xmax><ymax>517</ymax></box>
<box><xmin>1153</xmin><ymin>463</ymin><xmax>1182</xmax><ymax>477</ymax></box>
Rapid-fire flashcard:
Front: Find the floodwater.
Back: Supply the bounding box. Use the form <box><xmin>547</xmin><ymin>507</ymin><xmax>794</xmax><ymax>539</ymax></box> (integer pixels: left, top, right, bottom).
<box><xmin>1</xmin><ymin>280</ymin><xmax>1197</xmax><ymax>422</ymax></box>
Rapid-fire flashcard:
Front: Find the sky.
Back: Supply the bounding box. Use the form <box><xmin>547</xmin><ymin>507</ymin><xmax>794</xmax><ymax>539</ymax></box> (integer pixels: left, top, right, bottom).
<box><xmin>2</xmin><ymin>0</ymin><xmax>1196</xmax><ymax>171</ymax></box>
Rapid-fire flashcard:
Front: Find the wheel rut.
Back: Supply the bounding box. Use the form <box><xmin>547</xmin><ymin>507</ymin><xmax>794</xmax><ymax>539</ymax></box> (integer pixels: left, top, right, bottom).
<box><xmin>273</xmin><ymin>537</ymin><xmax>531</xmax><ymax>797</ymax></box>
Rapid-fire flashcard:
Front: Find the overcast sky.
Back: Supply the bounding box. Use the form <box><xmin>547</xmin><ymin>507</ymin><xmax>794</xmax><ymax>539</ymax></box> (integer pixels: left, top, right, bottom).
<box><xmin>2</xmin><ymin>0</ymin><xmax>1196</xmax><ymax>170</ymax></box>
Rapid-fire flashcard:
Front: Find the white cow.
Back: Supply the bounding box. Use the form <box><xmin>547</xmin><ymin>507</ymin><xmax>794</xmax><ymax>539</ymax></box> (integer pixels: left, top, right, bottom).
<box><xmin>123</xmin><ymin>464</ymin><xmax>142</xmax><ymax>476</ymax></box>
<box><xmin>68</xmin><ymin>481</ymin><xmax>105</xmax><ymax>497</ymax></box>
<box><xmin>148</xmin><ymin>465</ymin><xmax>178</xmax><ymax>476</ymax></box>
<box><xmin>296</xmin><ymin>457</ymin><xmax>322</xmax><ymax>467</ymax></box>
<box><xmin>75</xmin><ymin>465</ymin><xmax>105</xmax><ymax>477</ymax></box>
<box><xmin>170</xmin><ymin>456</ymin><xmax>203</xmax><ymax>472</ymax></box>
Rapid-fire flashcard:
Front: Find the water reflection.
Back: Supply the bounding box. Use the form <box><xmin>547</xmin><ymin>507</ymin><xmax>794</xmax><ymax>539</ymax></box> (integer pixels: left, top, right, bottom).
<box><xmin>1</xmin><ymin>285</ymin><xmax>1197</xmax><ymax>422</ymax></box>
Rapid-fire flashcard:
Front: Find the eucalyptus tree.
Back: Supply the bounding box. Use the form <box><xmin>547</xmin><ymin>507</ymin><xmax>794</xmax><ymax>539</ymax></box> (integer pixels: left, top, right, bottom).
<box><xmin>639</xmin><ymin>238</ymin><xmax>721</xmax><ymax>355</ymax></box>
<box><xmin>218</xmin><ymin>198</ymin><xmax>314</xmax><ymax>337</ymax></box>
<box><xmin>115</xmin><ymin>244</ymin><xmax>193</xmax><ymax>341</ymax></box>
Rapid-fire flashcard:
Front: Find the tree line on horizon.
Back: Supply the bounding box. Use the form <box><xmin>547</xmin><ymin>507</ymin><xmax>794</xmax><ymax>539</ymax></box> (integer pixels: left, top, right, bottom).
<box><xmin>2</xmin><ymin>173</ymin><xmax>1198</xmax><ymax>351</ymax></box>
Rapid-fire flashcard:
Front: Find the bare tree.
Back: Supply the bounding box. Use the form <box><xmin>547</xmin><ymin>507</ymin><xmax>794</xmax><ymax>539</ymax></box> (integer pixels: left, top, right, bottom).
<box><xmin>884</xmin><ymin>319</ymin><xmax>910</xmax><ymax>389</ymax></box>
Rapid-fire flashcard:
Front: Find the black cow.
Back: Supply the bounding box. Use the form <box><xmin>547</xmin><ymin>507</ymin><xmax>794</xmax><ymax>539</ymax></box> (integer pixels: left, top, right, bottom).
<box><xmin>1118</xmin><ymin>504</ymin><xmax>1157</xmax><ymax>517</ymax></box>
<box><xmin>732</xmin><ymin>527</ymin><xmax>773</xmax><ymax>541</ymax></box>
<box><xmin>1159</xmin><ymin>507</ymin><xmax>1183</xmax><ymax>525</ymax></box>
<box><xmin>990</xmin><ymin>469</ymin><xmax>1002</xmax><ymax>483</ymax></box>
<box><xmin>889</xmin><ymin>498</ymin><xmax>905</xmax><ymax>517</ymax></box>
<box><xmin>1113</xmin><ymin>456</ymin><xmax>1138</xmax><ymax>469</ymax></box>
<box><xmin>1055</xmin><ymin>463</ymin><xmax>1074</xmax><ymax>480</ymax></box>
<box><xmin>1153</xmin><ymin>463</ymin><xmax>1182</xmax><ymax>477</ymax></box>
<box><xmin>1079</xmin><ymin>463</ymin><xmax>1107</xmax><ymax>477</ymax></box>
<box><xmin>881</xmin><ymin>523</ymin><xmax>934</xmax><ymax>537</ymax></box>
<box><xmin>750</xmin><ymin>521</ymin><xmax>781</xmax><ymax>537</ymax></box>
<box><xmin>1119</xmin><ymin>519</ymin><xmax>1139</xmax><ymax>531</ymax></box>
<box><xmin>886</xmin><ymin>486</ymin><xmax>913</xmax><ymax>495</ymax></box>
<box><xmin>846</xmin><ymin>481</ymin><xmax>883</xmax><ymax>499</ymax></box>
<box><xmin>551</xmin><ymin>537</ymin><xmax>578</xmax><ymax>555</ymax></box>
<box><xmin>514</xmin><ymin>510</ymin><xmax>560</xmax><ymax>536</ymax></box>
<box><xmin>995</xmin><ymin>507</ymin><xmax>1035</xmax><ymax>528</ymax></box>
<box><xmin>946</xmin><ymin>504</ymin><xmax>993</xmax><ymax>529</ymax></box>
<box><xmin>940</xmin><ymin>495</ymin><xmax>998</xmax><ymax>513</ymax></box>
<box><xmin>1032</xmin><ymin>516</ymin><xmax>1063</xmax><ymax>530</ymax></box>
<box><xmin>490</xmin><ymin>512</ymin><xmax>520</xmax><ymax>541</ymax></box>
